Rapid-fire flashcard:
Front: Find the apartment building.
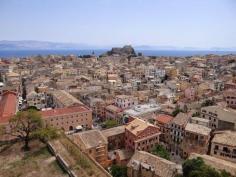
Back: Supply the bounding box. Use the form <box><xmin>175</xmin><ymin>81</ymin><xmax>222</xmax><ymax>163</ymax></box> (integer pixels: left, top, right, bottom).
<box><xmin>125</xmin><ymin>118</ymin><xmax>160</xmax><ymax>152</ymax></box>
<box><xmin>124</xmin><ymin>103</ymin><xmax>160</xmax><ymax>121</ymax></box>
<box><xmin>155</xmin><ymin>114</ymin><xmax>174</xmax><ymax>144</ymax></box>
<box><xmin>201</xmin><ymin>106</ymin><xmax>236</xmax><ymax>130</ymax></box>
<box><xmin>105</xmin><ymin>104</ymin><xmax>123</xmax><ymax>123</ymax></box>
<box><xmin>115</xmin><ymin>95</ymin><xmax>138</xmax><ymax>109</ymax></box>
<box><xmin>41</xmin><ymin>106</ymin><xmax>92</xmax><ymax>131</ymax></box>
<box><xmin>26</xmin><ymin>91</ymin><xmax>47</xmax><ymax>110</ymax></box>
<box><xmin>210</xmin><ymin>131</ymin><xmax>236</xmax><ymax>163</ymax></box>
<box><xmin>169</xmin><ymin>113</ymin><xmax>190</xmax><ymax>155</ymax></box>
<box><xmin>101</xmin><ymin>125</ymin><xmax>125</xmax><ymax>150</ymax></box>
<box><xmin>182</xmin><ymin>123</ymin><xmax>211</xmax><ymax>158</ymax></box>
<box><xmin>224</xmin><ymin>89</ymin><xmax>236</xmax><ymax>109</ymax></box>
<box><xmin>71</xmin><ymin>129</ymin><xmax>109</xmax><ymax>167</ymax></box>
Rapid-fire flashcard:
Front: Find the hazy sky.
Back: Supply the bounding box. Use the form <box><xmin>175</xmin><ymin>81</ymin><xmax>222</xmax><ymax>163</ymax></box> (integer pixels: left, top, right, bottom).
<box><xmin>0</xmin><ymin>0</ymin><xmax>236</xmax><ymax>48</ymax></box>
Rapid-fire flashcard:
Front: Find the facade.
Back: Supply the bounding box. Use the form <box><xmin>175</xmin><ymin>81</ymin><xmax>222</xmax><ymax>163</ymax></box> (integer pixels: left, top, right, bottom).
<box><xmin>155</xmin><ymin>114</ymin><xmax>174</xmax><ymax>144</ymax></box>
<box><xmin>71</xmin><ymin>129</ymin><xmax>109</xmax><ymax>167</ymax></box>
<box><xmin>182</xmin><ymin>123</ymin><xmax>211</xmax><ymax>158</ymax></box>
<box><xmin>184</xmin><ymin>87</ymin><xmax>195</xmax><ymax>101</ymax></box>
<box><xmin>210</xmin><ymin>131</ymin><xmax>236</xmax><ymax>163</ymax></box>
<box><xmin>127</xmin><ymin>151</ymin><xmax>179</xmax><ymax>177</ymax></box>
<box><xmin>115</xmin><ymin>95</ymin><xmax>138</xmax><ymax>109</ymax></box>
<box><xmin>101</xmin><ymin>125</ymin><xmax>125</xmax><ymax>150</ymax></box>
<box><xmin>125</xmin><ymin>118</ymin><xmax>160</xmax><ymax>152</ymax></box>
<box><xmin>169</xmin><ymin>113</ymin><xmax>190</xmax><ymax>155</ymax></box>
<box><xmin>0</xmin><ymin>91</ymin><xmax>18</xmax><ymax>124</ymax></box>
<box><xmin>201</xmin><ymin>106</ymin><xmax>236</xmax><ymax>130</ymax></box>
<box><xmin>26</xmin><ymin>91</ymin><xmax>47</xmax><ymax>110</ymax></box>
<box><xmin>105</xmin><ymin>104</ymin><xmax>123</xmax><ymax>122</ymax></box>
<box><xmin>224</xmin><ymin>89</ymin><xmax>236</xmax><ymax>109</ymax></box>
<box><xmin>41</xmin><ymin>106</ymin><xmax>92</xmax><ymax>131</ymax></box>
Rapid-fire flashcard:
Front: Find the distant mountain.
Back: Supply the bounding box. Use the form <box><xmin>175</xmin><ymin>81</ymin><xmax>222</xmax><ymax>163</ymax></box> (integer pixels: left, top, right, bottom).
<box><xmin>0</xmin><ymin>40</ymin><xmax>235</xmax><ymax>51</ymax></box>
<box><xmin>0</xmin><ymin>40</ymin><xmax>101</xmax><ymax>50</ymax></box>
<box><xmin>134</xmin><ymin>45</ymin><xmax>236</xmax><ymax>51</ymax></box>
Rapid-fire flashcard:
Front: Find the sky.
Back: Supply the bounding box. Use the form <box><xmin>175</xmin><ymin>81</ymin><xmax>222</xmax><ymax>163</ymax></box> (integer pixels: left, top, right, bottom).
<box><xmin>0</xmin><ymin>0</ymin><xmax>236</xmax><ymax>49</ymax></box>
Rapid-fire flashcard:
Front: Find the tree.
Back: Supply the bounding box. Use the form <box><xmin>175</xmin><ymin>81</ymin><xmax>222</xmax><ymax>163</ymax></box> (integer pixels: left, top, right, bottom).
<box><xmin>201</xmin><ymin>99</ymin><xmax>215</xmax><ymax>107</ymax></box>
<box><xmin>6</xmin><ymin>109</ymin><xmax>58</xmax><ymax>151</ymax></box>
<box><xmin>102</xmin><ymin>119</ymin><xmax>119</xmax><ymax>129</ymax></box>
<box><xmin>182</xmin><ymin>157</ymin><xmax>232</xmax><ymax>177</ymax></box>
<box><xmin>151</xmin><ymin>144</ymin><xmax>170</xmax><ymax>160</ymax></box>
<box><xmin>182</xmin><ymin>157</ymin><xmax>204</xmax><ymax>177</ymax></box>
<box><xmin>172</xmin><ymin>107</ymin><xmax>184</xmax><ymax>117</ymax></box>
<box><xmin>110</xmin><ymin>165</ymin><xmax>127</xmax><ymax>177</ymax></box>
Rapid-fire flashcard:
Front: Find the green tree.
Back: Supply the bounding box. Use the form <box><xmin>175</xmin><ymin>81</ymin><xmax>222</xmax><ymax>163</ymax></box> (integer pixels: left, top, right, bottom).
<box><xmin>110</xmin><ymin>165</ymin><xmax>127</xmax><ymax>177</ymax></box>
<box><xmin>182</xmin><ymin>157</ymin><xmax>204</xmax><ymax>177</ymax></box>
<box><xmin>201</xmin><ymin>99</ymin><xmax>215</xmax><ymax>107</ymax></box>
<box><xmin>5</xmin><ymin>109</ymin><xmax>58</xmax><ymax>151</ymax></box>
<box><xmin>151</xmin><ymin>144</ymin><xmax>170</xmax><ymax>160</ymax></box>
<box><xmin>182</xmin><ymin>157</ymin><xmax>232</xmax><ymax>177</ymax></box>
<box><xmin>103</xmin><ymin>119</ymin><xmax>119</xmax><ymax>129</ymax></box>
<box><xmin>172</xmin><ymin>107</ymin><xmax>184</xmax><ymax>117</ymax></box>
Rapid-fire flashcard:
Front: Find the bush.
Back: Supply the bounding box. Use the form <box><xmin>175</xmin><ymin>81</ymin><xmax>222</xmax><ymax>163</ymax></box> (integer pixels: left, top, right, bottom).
<box><xmin>103</xmin><ymin>119</ymin><xmax>119</xmax><ymax>129</ymax></box>
<box><xmin>182</xmin><ymin>157</ymin><xmax>232</xmax><ymax>177</ymax></box>
<box><xmin>151</xmin><ymin>144</ymin><xmax>170</xmax><ymax>160</ymax></box>
<box><xmin>110</xmin><ymin>165</ymin><xmax>127</xmax><ymax>177</ymax></box>
<box><xmin>201</xmin><ymin>99</ymin><xmax>215</xmax><ymax>107</ymax></box>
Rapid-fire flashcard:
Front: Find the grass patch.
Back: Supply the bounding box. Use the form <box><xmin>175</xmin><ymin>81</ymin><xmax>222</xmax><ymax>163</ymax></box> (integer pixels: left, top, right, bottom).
<box><xmin>23</xmin><ymin>146</ymin><xmax>50</xmax><ymax>160</ymax></box>
<box><xmin>60</xmin><ymin>137</ymin><xmax>91</xmax><ymax>169</ymax></box>
<box><xmin>50</xmin><ymin>160</ymin><xmax>67</xmax><ymax>174</ymax></box>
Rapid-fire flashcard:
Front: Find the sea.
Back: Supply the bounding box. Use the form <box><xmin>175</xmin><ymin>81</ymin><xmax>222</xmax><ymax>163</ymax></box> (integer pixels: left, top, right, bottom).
<box><xmin>0</xmin><ymin>49</ymin><xmax>236</xmax><ymax>58</ymax></box>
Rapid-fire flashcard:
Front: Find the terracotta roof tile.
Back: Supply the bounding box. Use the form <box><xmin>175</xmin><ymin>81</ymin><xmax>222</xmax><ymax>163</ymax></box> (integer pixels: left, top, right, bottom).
<box><xmin>155</xmin><ymin>114</ymin><xmax>174</xmax><ymax>124</ymax></box>
<box><xmin>40</xmin><ymin>106</ymin><xmax>90</xmax><ymax>118</ymax></box>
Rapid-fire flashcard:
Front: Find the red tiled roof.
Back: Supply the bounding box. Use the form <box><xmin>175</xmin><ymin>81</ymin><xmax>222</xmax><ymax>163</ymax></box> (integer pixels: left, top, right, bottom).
<box><xmin>40</xmin><ymin>106</ymin><xmax>90</xmax><ymax>118</ymax></box>
<box><xmin>0</xmin><ymin>91</ymin><xmax>17</xmax><ymax>124</ymax></box>
<box><xmin>155</xmin><ymin>114</ymin><xmax>174</xmax><ymax>124</ymax></box>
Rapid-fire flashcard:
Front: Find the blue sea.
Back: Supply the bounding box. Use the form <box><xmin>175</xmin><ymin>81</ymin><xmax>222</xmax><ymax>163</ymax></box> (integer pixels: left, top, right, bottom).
<box><xmin>0</xmin><ymin>49</ymin><xmax>236</xmax><ymax>58</ymax></box>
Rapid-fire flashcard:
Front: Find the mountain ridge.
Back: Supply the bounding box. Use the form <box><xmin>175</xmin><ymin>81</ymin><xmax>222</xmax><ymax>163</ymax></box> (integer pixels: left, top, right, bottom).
<box><xmin>0</xmin><ymin>40</ymin><xmax>235</xmax><ymax>51</ymax></box>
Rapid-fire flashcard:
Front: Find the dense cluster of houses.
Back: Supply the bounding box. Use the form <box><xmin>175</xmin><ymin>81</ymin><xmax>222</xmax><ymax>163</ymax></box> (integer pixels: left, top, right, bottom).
<box><xmin>1</xmin><ymin>47</ymin><xmax>236</xmax><ymax>176</ymax></box>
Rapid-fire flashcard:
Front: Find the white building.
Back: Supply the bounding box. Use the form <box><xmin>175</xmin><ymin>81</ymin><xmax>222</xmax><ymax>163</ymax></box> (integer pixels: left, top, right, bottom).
<box><xmin>124</xmin><ymin>103</ymin><xmax>160</xmax><ymax>120</ymax></box>
<box><xmin>115</xmin><ymin>95</ymin><xmax>138</xmax><ymax>109</ymax></box>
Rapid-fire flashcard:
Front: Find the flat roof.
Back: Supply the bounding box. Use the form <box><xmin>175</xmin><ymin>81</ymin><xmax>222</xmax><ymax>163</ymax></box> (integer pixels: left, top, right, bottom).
<box><xmin>101</xmin><ymin>125</ymin><xmax>125</xmax><ymax>137</ymax></box>
<box><xmin>185</xmin><ymin>123</ymin><xmax>211</xmax><ymax>136</ymax></box>
<box><xmin>124</xmin><ymin>104</ymin><xmax>160</xmax><ymax>117</ymax></box>
<box><xmin>74</xmin><ymin>129</ymin><xmax>107</xmax><ymax>149</ymax></box>
<box><xmin>212</xmin><ymin>131</ymin><xmax>236</xmax><ymax>147</ymax></box>
<box><xmin>191</xmin><ymin>117</ymin><xmax>210</xmax><ymax>123</ymax></box>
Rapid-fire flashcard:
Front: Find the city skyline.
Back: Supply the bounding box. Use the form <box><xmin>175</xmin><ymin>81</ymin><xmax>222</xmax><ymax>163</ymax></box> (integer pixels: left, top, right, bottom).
<box><xmin>0</xmin><ymin>0</ymin><xmax>236</xmax><ymax>49</ymax></box>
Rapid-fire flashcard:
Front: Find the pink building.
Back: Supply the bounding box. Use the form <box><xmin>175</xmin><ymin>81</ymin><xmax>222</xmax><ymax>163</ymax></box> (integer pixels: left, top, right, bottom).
<box><xmin>184</xmin><ymin>87</ymin><xmax>195</xmax><ymax>101</ymax></box>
